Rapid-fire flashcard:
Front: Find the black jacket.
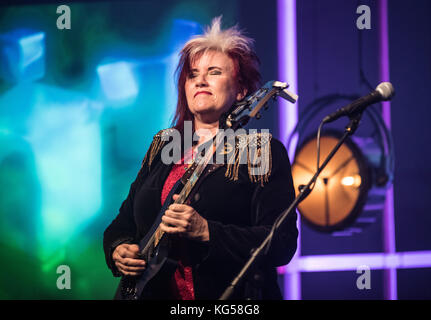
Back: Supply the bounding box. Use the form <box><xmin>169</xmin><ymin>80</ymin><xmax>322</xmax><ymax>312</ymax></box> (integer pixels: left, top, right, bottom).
<box><xmin>103</xmin><ymin>130</ymin><xmax>298</xmax><ymax>300</ymax></box>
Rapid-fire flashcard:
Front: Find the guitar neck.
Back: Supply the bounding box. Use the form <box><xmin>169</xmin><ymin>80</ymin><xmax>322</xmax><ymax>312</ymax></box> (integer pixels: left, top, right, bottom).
<box><xmin>151</xmin><ymin>139</ymin><xmax>219</xmax><ymax>249</ymax></box>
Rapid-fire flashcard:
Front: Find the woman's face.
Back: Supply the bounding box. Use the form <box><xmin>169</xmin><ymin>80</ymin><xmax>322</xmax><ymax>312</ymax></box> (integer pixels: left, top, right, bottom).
<box><xmin>185</xmin><ymin>50</ymin><xmax>246</xmax><ymax>124</ymax></box>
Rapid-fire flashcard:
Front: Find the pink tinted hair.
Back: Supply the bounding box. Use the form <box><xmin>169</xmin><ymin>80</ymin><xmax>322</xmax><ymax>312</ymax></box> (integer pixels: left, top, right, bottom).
<box><xmin>172</xmin><ymin>16</ymin><xmax>261</xmax><ymax>134</ymax></box>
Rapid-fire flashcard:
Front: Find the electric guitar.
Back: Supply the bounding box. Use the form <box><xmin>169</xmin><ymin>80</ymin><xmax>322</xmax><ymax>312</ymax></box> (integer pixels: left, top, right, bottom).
<box><xmin>118</xmin><ymin>81</ymin><xmax>297</xmax><ymax>300</ymax></box>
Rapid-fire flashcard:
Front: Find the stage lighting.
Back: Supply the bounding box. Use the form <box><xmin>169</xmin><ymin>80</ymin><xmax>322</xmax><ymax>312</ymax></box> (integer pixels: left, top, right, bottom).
<box><xmin>97</xmin><ymin>61</ymin><xmax>139</xmax><ymax>104</ymax></box>
<box><xmin>287</xmin><ymin>94</ymin><xmax>394</xmax><ymax>235</ymax></box>
<box><xmin>0</xmin><ymin>29</ymin><xmax>45</xmax><ymax>83</ymax></box>
<box><xmin>291</xmin><ymin>131</ymin><xmax>371</xmax><ymax>232</ymax></box>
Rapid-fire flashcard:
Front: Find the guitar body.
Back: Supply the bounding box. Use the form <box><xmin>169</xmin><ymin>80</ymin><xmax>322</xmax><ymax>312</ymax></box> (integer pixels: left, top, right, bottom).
<box><xmin>116</xmin><ymin>243</ymin><xmax>178</xmax><ymax>300</ymax></box>
<box><xmin>117</xmin><ymin>179</ymin><xmax>184</xmax><ymax>300</ymax></box>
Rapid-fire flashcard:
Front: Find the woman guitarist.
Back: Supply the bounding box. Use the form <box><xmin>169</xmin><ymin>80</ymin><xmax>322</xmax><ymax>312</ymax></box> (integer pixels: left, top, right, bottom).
<box><xmin>103</xmin><ymin>17</ymin><xmax>298</xmax><ymax>300</ymax></box>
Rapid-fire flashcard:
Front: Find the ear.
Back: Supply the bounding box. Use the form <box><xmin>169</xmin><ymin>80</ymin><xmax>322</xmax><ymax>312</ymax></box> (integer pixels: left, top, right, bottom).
<box><xmin>236</xmin><ymin>87</ymin><xmax>247</xmax><ymax>101</ymax></box>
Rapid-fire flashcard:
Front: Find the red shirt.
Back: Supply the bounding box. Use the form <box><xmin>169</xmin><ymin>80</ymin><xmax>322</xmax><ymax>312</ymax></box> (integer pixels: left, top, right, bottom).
<box><xmin>161</xmin><ymin>153</ymin><xmax>195</xmax><ymax>300</ymax></box>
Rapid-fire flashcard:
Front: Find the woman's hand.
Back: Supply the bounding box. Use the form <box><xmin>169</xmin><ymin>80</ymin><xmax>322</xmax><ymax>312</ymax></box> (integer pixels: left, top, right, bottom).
<box><xmin>160</xmin><ymin>194</ymin><xmax>210</xmax><ymax>242</ymax></box>
<box><xmin>112</xmin><ymin>243</ymin><xmax>146</xmax><ymax>276</ymax></box>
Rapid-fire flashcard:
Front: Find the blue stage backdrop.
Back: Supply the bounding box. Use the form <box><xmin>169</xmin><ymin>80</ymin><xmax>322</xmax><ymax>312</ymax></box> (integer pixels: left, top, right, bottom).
<box><xmin>0</xmin><ymin>0</ymin><xmax>240</xmax><ymax>299</ymax></box>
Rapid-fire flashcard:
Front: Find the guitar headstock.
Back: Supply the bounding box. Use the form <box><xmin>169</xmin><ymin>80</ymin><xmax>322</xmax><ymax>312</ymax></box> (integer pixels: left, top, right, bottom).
<box><xmin>223</xmin><ymin>80</ymin><xmax>298</xmax><ymax>130</ymax></box>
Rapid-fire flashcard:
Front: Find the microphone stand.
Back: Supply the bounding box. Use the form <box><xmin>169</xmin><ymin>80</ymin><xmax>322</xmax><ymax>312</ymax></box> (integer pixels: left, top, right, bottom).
<box><xmin>219</xmin><ymin>112</ymin><xmax>363</xmax><ymax>300</ymax></box>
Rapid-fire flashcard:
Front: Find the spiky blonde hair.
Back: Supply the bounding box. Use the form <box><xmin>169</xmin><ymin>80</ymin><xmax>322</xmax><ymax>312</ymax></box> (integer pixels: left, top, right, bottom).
<box><xmin>173</xmin><ymin>16</ymin><xmax>261</xmax><ymax>134</ymax></box>
<box><xmin>182</xmin><ymin>16</ymin><xmax>255</xmax><ymax>60</ymax></box>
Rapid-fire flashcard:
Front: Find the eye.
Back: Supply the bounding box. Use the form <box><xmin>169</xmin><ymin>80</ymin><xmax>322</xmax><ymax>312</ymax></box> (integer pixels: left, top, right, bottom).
<box><xmin>188</xmin><ymin>73</ymin><xmax>198</xmax><ymax>79</ymax></box>
<box><xmin>209</xmin><ymin>70</ymin><xmax>222</xmax><ymax>75</ymax></box>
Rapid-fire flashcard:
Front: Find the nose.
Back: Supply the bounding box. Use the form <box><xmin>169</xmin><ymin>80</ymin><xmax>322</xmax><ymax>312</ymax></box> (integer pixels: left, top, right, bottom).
<box><xmin>195</xmin><ymin>74</ymin><xmax>209</xmax><ymax>87</ymax></box>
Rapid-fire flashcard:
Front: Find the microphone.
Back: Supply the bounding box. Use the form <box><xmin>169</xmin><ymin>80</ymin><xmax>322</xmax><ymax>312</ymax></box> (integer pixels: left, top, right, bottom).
<box><xmin>322</xmin><ymin>82</ymin><xmax>395</xmax><ymax>123</ymax></box>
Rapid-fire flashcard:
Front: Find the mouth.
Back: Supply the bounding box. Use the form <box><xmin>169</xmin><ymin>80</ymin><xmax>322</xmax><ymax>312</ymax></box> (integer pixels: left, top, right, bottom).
<box><xmin>194</xmin><ymin>91</ymin><xmax>212</xmax><ymax>98</ymax></box>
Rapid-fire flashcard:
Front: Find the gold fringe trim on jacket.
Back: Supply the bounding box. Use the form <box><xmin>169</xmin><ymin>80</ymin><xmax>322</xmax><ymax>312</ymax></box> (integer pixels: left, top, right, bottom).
<box><xmin>141</xmin><ymin>129</ymin><xmax>273</xmax><ymax>185</ymax></box>
<box><xmin>224</xmin><ymin>132</ymin><xmax>272</xmax><ymax>186</ymax></box>
<box><xmin>141</xmin><ymin>129</ymin><xmax>174</xmax><ymax>169</ymax></box>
